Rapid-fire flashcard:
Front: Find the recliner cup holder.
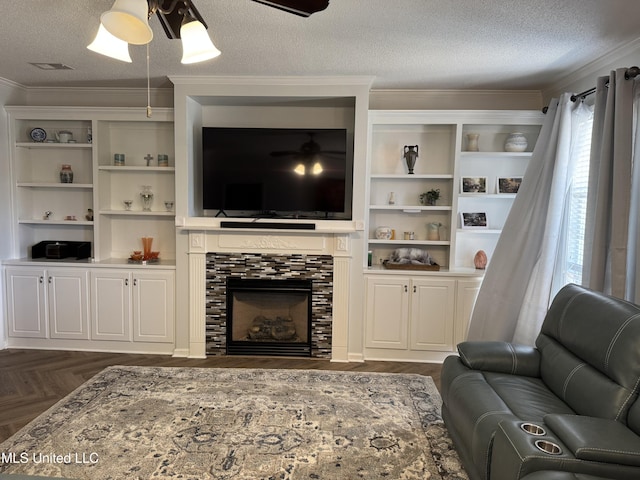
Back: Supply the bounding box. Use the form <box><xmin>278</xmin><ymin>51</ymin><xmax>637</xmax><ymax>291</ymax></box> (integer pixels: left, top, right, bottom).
<box><xmin>520</xmin><ymin>423</ymin><xmax>546</xmax><ymax>436</ymax></box>
<box><xmin>535</xmin><ymin>440</ymin><xmax>562</xmax><ymax>455</ymax></box>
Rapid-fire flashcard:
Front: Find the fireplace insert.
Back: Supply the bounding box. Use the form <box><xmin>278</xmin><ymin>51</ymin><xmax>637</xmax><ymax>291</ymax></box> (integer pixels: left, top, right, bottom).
<box><xmin>226</xmin><ymin>277</ymin><xmax>312</xmax><ymax>356</ymax></box>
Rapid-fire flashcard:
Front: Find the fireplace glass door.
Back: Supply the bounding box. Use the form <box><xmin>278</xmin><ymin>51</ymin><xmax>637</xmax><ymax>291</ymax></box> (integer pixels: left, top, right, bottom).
<box><xmin>226</xmin><ymin>277</ymin><xmax>312</xmax><ymax>356</ymax></box>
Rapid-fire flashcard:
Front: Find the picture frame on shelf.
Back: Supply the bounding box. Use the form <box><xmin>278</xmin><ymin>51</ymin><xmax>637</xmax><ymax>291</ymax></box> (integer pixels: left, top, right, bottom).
<box><xmin>497</xmin><ymin>176</ymin><xmax>523</xmax><ymax>194</ymax></box>
<box><xmin>460</xmin><ymin>212</ymin><xmax>488</xmax><ymax>229</ymax></box>
<box><xmin>461</xmin><ymin>176</ymin><xmax>487</xmax><ymax>194</ymax></box>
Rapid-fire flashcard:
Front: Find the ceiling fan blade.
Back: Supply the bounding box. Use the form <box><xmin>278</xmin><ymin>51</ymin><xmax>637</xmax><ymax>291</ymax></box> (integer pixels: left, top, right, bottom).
<box><xmin>320</xmin><ymin>150</ymin><xmax>346</xmax><ymax>155</ymax></box>
<box><xmin>251</xmin><ymin>0</ymin><xmax>330</xmax><ymax>17</ymax></box>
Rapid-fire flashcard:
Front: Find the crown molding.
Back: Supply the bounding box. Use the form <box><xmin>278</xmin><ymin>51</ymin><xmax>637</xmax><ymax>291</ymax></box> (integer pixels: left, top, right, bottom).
<box><xmin>0</xmin><ymin>77</ymin><xmax>26</xmax><ymax>91</ymax></box>
<box><xmin>542</xmin><ymin>36</ymin><xmax>640</xmax><ymax>99</ymax></box>
<box><xmin>169</xmin><ymin>75</ymin><xmax>376</xmax><ymax>87</ymax></box>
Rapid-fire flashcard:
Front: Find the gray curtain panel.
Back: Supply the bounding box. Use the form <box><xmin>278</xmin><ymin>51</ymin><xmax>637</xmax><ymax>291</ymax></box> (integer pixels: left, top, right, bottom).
<box><xmin>467</xmin><ymin>93</ymin><xmax>585</xmax><ymax>344</ymax></box>
<box><xmin>583</xmin><ymin>68</ymin><xmax>639</xmax><ymax>302</ymax></box>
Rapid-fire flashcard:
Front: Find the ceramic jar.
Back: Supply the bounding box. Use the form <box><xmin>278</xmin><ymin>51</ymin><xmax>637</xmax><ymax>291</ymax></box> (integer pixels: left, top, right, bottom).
<box><xmin>427</xmin><ymin>222</ymin><xmax>441</xmax><ymax>241</ymax></box>
<box><xmin>375</xmin><ymin>226</ymin><xmax>393</xmax><ymax>240</ymax></box>
<box><xmin>504</xmin><ymin>132</ymin><xmax>528</xmax><ymax>152</ymax></box>
<box><xmin>59</xmin><ymin>164</ymin><xmax>73</xmax><ymax>183</ymax></box>
<box><xmin>466</xmin><ymin>133</ymin><xmax>480</xmax><ymax>152</ymax></box>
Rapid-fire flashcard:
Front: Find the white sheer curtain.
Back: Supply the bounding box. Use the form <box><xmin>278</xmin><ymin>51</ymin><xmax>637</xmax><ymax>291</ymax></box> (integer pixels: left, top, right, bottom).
<box><xmin>467</xmin><ymin>94</ymin><xmax>594</xmax><ymax>345</ymax></box>
<box><xmin>583</xmin><ymin>68</ymin><xmax>640</xmax><ymax>303</ymax></box>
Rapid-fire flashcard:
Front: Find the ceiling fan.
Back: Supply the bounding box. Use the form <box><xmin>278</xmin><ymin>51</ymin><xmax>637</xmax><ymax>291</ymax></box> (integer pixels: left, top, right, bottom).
<box><xmin>250</xmin><ymin>0</ymin><xmax>330</xmax><ymax>17</ymax></box>
<box><xmin>270</xmin><ymin>132</ymin><xmax>345</xmax><ymax>158</ymax></box>
<box><xmin>271</xmin><ymin>132</ymin><xmax>345</xmax><ymax>175</ymax></box>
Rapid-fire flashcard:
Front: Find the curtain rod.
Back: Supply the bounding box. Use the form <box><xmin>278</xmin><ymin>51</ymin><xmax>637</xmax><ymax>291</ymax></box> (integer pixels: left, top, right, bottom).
<box><xmin>571</xmin><ymin>65</ymin><xmax>640</xmax><ymax>102</ymax></box>
<box><xmin>542</xmin><ymin>65</ymin><xmax>640</xmax><ymax>113</ymax></box>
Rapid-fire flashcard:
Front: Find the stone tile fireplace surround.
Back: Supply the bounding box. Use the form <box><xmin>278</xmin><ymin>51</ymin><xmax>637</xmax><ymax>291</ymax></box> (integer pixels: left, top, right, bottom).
<box><xmin>206</xmin><ymin>253</ymin><xmax>333</xmax><ymax>357</ymax></box>
<box><xmin>186</xmin><ymin>230</ymin><xmax>353</xmax><ymax>360</ymax></box>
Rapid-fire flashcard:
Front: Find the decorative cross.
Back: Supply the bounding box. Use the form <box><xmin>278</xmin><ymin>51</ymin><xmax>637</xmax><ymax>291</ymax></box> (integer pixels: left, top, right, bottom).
<box><xmin>144</xmin><ymin>153</ymin><xmax>154</xmax><ymax>166</ymax></box>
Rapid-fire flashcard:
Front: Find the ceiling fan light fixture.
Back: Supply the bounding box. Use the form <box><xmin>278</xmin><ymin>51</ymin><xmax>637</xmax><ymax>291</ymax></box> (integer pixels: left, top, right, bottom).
<box><xmin>294</xmin><ymin>164</ymin><xmax>306</xmax><ymax>175</ymax></box>
<box><xmin>87</xmin><ymin>24</ymin><xmax>133</xmax><ymax>62</ymax></box>
<box><xmin>180</xmin><ymin>16</ymin><xmax>221</xmax><ymax>64</ymax></box>
<box><xmin>312</xmin><ymin>162</ymin><xmax>323</xmax><ymax>175</ymax></box>
<box><xmin>100</xmin><ymin>0</ymin><xmax>153</xmax><ymax>45</ymax></box>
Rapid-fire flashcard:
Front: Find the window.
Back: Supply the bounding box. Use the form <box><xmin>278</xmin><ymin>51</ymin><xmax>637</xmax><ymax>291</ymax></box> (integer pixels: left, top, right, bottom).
<box><xmin>562</xmin><ymin>105</ymin><xmax>594</xmax><ymax>286</ymax></box>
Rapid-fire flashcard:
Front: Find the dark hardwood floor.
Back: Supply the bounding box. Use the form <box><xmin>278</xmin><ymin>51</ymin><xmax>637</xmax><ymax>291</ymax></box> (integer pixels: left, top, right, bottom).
<box><xmin>0</xmin><ymin>348</ymin><xmax>442</xmax><ymax>443</ymax></box>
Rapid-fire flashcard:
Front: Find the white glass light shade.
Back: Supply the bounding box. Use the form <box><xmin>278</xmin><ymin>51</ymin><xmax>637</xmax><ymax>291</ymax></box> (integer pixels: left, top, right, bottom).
<box><xmin>312</xmin><ymin>162</ymin><xmax>323</xmax><ymax>175</ymax></box>
<box><xmin>87</xmin><ymin>24</ymin><xmax>132</xmax><ymax>62</ymax></box>
<box><xmin>180</xmin><ymin>20</ymin><xmax>221</xmax><ymax>64</ymax></box>
<box><xmin>294</xmin><ymin>164</ymin><xmax>306</xmax><ymax>175</ymax></box>
<box><xmin>101</xmin><ymin>0</ymin><xmax>153</xmax><ymax>45</ymax></box>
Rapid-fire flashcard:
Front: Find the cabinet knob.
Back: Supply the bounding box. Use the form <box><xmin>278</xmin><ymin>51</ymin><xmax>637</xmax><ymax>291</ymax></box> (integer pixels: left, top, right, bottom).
<box><xmin>125</xmin><ymin>278</ymin><xmax>129</xmax><ymax>287</ymax></box>
<box><xmin>413</xmin><ymin>285</ymin><xmax>417</xmax><ymax>293</ymax></box>
<box><xmin>48</xmin><ymin>276</ymin><xmax>52</xmax><ymax>284</ymax></box>
<box><xmin>133</xmin><ymin>279</ymin><xmax>138</xmax><ymax>287</ymax></box>
<box><xmin>39</xmin><ymin>276</ymin><xmax>43</xmax><ymax>284</ymax></box>
<box><xmin>404</xmin><ymin>285</ymin><xmax>408</xmax><ymax>293</ymax></box>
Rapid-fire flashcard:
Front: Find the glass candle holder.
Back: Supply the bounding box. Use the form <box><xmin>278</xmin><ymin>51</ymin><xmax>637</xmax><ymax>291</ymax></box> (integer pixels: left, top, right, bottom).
<box><xmin>140</xmin><ymin>185</ymin><xmax>154</xmax><ymax>211</ymax></box>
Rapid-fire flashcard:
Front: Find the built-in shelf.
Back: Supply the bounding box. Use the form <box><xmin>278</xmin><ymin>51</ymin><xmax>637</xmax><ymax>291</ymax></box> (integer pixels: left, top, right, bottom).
<box><xmin>368</xmin><ymin>239</ymin><xmax>451</xmax><ymax>246</ymax></box>
<box><xmin>98</xmin><ymin>166</ymin><xmax>176</xmax><ymax>172</ymax></box>
<box><xmin>99</xmin><ymin>210</ymin><xmax>175</xmax><ymax>217</ymax></box>
<box><xmin>18</xmin><ymin>219</ymin><xmax>94</xmax><ymax>226</ymax></box>
<box><xmin>459</xmin><ymin>151</ymin><xmax>532</xmax><ymax>158</ymax></box>
<box><xmin>16</xmin><ymin>142</ymin><xmax>93</xmax><ymax>149</ymax></box>
<box><xmin>17</xmin><ymin>182</ymin><xmax>93</xmax><ymax>189</ymax></box>
<box><xmin>369</xmin><ymin>205</ymin><xmax>452</xmax><ymax>211</ymax></box>
<box><xmin>457</xmin><ymin>228</ymin><xmax>502</xmax><ymax>234</ymax></box>
<box><xmin>370</xmin><ymin>173</ymin><xmax>454</xmax><ymax>179</ymax></box>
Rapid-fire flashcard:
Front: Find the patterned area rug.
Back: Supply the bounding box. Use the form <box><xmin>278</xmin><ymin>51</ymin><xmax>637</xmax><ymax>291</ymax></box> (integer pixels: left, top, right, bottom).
<box><xmin>0</xmin><ymin>367</ymin><xmax>467</xmax><ymax>480</ymax></box>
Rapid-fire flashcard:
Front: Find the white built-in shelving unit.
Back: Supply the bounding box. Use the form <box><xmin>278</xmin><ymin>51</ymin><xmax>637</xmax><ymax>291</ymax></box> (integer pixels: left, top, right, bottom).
<box><xmin>4</xmin><ymin>106</ymin><xmax>176</xmax><ymax>353</ymax></box>
<box><xmin>363</xmin><ymin>110</ymin><xmax>544</xmax><ymax>362</ymax></box>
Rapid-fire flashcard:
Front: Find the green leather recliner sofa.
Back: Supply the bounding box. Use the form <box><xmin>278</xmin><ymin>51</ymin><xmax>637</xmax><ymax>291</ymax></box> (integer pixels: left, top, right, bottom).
<box><xmin>441</xmin><ymin>283</ymin><xmax>640</xmax><ymax>480</ymax></box>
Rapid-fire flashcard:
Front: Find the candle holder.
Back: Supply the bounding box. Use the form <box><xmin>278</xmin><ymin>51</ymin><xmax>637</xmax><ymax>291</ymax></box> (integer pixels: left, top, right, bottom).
<box><xmin>140</xmin><ymin>186</ymin><xmax>154</xmax><ymax>211</ymax></box>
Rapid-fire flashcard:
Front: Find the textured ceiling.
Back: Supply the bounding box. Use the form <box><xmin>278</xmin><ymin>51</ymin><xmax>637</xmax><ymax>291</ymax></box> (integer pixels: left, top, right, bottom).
<box><xmin>1</xmin><ymin>0</ymin><xmax>639</xmax><ymax>90</ymax></box>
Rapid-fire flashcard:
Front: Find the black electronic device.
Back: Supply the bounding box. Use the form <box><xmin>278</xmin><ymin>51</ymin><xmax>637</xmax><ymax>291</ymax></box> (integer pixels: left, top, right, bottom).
<box><xmin>31</xmin><ymin>241</ymin><xmax>92</xmax><ymax>260</ymax></box>
<box><xmin>202</xmin><ymin>127</ymin><xmax>352</xmax><ymax>220</ymax></box>
<box><xmin>220</xmin><ymin>221</ymin><xmax>316</xmax><ymax>230</ymax></box>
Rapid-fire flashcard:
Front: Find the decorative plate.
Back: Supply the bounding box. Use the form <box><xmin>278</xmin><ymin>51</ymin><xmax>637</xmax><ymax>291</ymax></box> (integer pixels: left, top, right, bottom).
<box><xmin>29</xmin><ymin>127</ymin><xmax>47</xmax><ymax>142</ymax></box>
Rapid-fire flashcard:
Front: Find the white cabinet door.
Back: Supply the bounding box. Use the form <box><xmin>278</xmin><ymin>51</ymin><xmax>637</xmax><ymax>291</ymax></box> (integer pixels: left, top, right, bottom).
<box><xmin>455</xmin><ymin>278</ymin><xmax>482</xmax><ymax>344</ymax></box>
<box><xmin>365</xmin><ymin>276</ymin><xmax>409</xmax><ymax>349</ymax></box>
<box><xmin>5</xmin><ymin>267</ymin><xmax>47</xmax><ymax>338</ymax></box>
<box><xmin>409</xmin><ymin>278</ymin><xmax>456</xmax><ymax>351</ymax></box>
<box><xmin>48</xmin><ymin>269</ymin><xmax>89</xmax><ymax>340</ymax></box>
<box><xmin>90</xmin><ymin>270</ymin><xmax>131</xmax><ymax>341</ymax></box>
<box><xmin>132</xmin><ymin>271</ymin><xmax>175</xmax><ymax>343</ymax></box>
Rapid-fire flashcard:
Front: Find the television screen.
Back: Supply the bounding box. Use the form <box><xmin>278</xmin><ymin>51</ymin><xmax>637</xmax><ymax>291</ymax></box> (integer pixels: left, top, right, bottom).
<box><xmin>202</xmin><ymin>127</ymin><xmax>352</xmax><ymax>219</ymax></box>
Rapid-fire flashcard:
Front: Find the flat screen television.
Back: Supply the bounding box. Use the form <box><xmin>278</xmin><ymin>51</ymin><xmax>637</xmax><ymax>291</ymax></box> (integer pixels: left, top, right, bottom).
<box><xmin>202</xmin><ymin>127</ymin><xmax>352</xmax><ymax>220</ymax></box>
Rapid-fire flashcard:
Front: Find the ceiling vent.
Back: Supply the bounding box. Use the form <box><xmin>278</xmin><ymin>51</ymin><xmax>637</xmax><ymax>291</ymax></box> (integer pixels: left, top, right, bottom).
<box><xmin>29</xmin><ymin>63</ymin><xmax>75</xmax><ymax>71</ymax></box>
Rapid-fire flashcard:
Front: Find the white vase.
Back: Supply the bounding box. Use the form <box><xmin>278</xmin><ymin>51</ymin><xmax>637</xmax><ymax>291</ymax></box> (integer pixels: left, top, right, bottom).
<box><xmin>504</xmin><ymin>132</ymin><xmax>528</xmax><ymax>152</ymax></box>
<box><xmin>466</xmin><ymin>133</ymin><xmax>479</xmax><ymax>152</ymax></box>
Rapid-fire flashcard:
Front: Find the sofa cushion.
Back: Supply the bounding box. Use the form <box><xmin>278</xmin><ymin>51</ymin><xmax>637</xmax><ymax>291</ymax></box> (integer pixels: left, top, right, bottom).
<box><xmin>442</xmin><ymin>356</ymin><xmax>575</xmax><ymax>476</ymax></box>
<box><xmin>485</xmin><ymin>372</ymin><xmax>574</xmax><ymax>421</ymax></box>
<box><xmin>537</xmin><ymin>284</ymin><xmax>640</xmax><ymax>424</ymax></box>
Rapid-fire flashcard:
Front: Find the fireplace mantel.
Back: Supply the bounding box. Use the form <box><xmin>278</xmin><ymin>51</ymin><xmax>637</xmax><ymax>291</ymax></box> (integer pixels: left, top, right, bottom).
<box><xmin>186</xmin><ymin>229</ymin><xmax>353</xmax><ymax>360</ymax></box>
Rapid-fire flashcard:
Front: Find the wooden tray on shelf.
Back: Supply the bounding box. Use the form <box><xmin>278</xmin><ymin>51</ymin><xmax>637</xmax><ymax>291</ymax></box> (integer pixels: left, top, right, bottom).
<box><xmin>383</xmin><ymin>261</ymin><xmax>440</xmax><ymax>271</ymax></box>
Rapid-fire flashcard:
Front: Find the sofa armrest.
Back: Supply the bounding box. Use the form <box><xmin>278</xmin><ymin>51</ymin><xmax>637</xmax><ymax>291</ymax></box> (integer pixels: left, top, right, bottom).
<box><xmin>545</xmin><ymin>414</ymin><xmax>640</xmax><ymax>467</ymax></box>
<box><xmin>457</xmin><ymin>341</ymin><xmax>540</xmax><ymax>376</ymax></box>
